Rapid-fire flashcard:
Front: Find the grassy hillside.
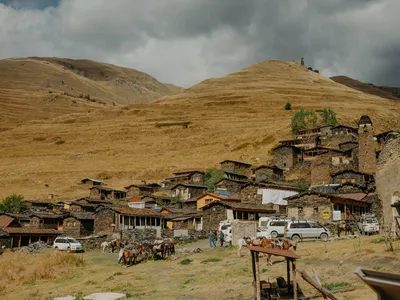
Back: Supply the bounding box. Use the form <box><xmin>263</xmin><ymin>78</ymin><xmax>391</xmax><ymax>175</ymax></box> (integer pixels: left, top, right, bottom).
<box><xmin>331</xmin><ymin>75</ymin><xmax>400</xmax><ymax>100</ymax></box>
<box><xmin>1</xmin><ymin>60</ymin><xmax>399</xmax><ymax>200</ymax></box>
<box><xmin>0</xmin><ymin>57</ymin><xmax>181</xmax><ymax>125</ymax></box>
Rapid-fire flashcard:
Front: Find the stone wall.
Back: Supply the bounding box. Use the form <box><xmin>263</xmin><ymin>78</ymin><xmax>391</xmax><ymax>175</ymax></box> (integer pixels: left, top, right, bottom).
<box><xmin>332</xmin><ymin>172</ymin><xmax>364</xmax><ymax>185</ymax></box>
<box><xmin>255</xmin><ymin>168</ymin><xmax>283</xmax><ymax>182</ymax></box>
<box><xmin>191</xmin><ymin>173</ymin><xmax>204</xmax><ymax>185</ymax></box>
<box><xmin>272</xmin><ymin>147</ymin><xmax>296</xmax><ymax>169</ymax></box>
<box><xmin>240</xmin><ymin>185</ymin><xmax>263</xmax><ymax>206</ymax></box>
<box><xmin>311</xmin><ymin>155</ymin><xmax>332</xmax><ymax>185</ymax></box>
<box><xmin>358</xmin><ymin>125</ymin><xmax>376</xmax><ymax>174</ymax></box>
<box><xmin>63</xmin><ymin>217</ymin><xmax>81</xmax><ymax>237</ymax></box>
<box><xmin>376</xmin><ymin>133</ymin><xmax>400</xmax><ymax>234</ymax></box>
<box><xmin>202</xmin><ymin>204</ymin><xmax>227</xmax><ymax>232</ymax></box>
<box><xmin>94</xmin><ymin>209</ymin><xmax>115</xmax><ymax>235</ymax></box>
<box><xmin>321</xmin><ymin>134</ymin><xmax>357</xmax><ymax>149</ymax></box>
<box><xmin>217</xmin><ymin>180</ymin><xmax>244</xmax><ymax>194</ymax></box>
<box><xmin>231</xmin><ymin>220</ymin><xmax>257</xmax><ymax>245</ymax></box>
<box><xmin>121</xmin><ymin>228</ymin><xmax>157</xmax><ymax>242</ymax></box>
<box><xmin>287</xmin><ymin>194</ymin><xmax>332</xmax><ymax>221</ymax></box>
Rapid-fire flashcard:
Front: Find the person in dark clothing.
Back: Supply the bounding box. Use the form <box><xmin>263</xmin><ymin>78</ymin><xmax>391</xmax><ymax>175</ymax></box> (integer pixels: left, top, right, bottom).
<box><xmin>219</xmin><ymin>231</ymin><xmax>225</xmax><ymax>247</ymax></box>
<box><xmin>209</xmin><ymin>231</ymin><xmax>216</xmax><ymax>248</ymax></box>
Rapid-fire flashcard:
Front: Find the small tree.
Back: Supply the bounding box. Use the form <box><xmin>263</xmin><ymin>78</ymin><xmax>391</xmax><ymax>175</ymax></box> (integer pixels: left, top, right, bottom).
<box><xmin>204</xmin><ymin>168</ymin><xmax>226</xmax><ymax>192</ymax></box>
<box><xmin>0</xmin><ymin>194</ymin><xmax>26</xmax><ymax>214</ymax></box>
<box><xmin>322</xmin><ymin>108</ymin><xmax>338</xmax><ymax>126</ymax></box>
<box><xmin>284</xmin><ymin>102</ymin><xmax>292</xmax><ymax>110</ymax></box>
<box><xmin>291</xmin><ymin>109</ymin><xmax>318</xmax><ymax>135</ymax></box>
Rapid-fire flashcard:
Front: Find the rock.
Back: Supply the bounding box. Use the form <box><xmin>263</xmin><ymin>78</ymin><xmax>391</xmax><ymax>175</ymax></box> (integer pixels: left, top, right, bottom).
<box><xmin>54</xmin><ymin>296</ymin><xmax>75</xmax><ymax>300</ymax></box>
<box><xmin>84</xmin><ymin>293</ymin><xmax>127</xmax><ymax>300</ymax></box>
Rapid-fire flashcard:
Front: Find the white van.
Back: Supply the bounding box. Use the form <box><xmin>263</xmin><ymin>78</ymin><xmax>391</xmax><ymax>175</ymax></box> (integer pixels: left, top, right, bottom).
<box><xmin>53</xmin><ymin>236</ymin><xmax>84</xmax><ymax>252</ymax></box>
<box><xmin>357</xmin><ymin>214</ymin><xmax>379</xmax><ymax>235</ymax></box>
<box><xmin>285</xmin><ymin>221</ymin><xmax>331</xmax><ymax>242</ymax></box>
<box><xmin>265</xmin><ymin>220</ymin><xmax>288</xmax><ymax>238</ymax></box>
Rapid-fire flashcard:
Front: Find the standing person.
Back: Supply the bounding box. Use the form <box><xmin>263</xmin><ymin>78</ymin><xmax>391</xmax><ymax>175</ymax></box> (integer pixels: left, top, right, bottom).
<box><xmin>219</xmin><ymin>231</ymin><xmax>225</xmax><ymax>247</ymax></box>
<box><xmin>209</xmin><ymin>231</ymin><xmax>216</xmax><ymax>248</ymax></box>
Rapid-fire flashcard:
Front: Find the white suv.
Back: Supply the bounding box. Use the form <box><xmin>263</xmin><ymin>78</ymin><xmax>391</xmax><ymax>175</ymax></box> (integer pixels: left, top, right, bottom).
<box><xmin>53</xmin><ymin>236</ymin><xmax>84</xmax><ymax>252</ymax></box>
<box><xmin>264</xmin><ymin>220</ymin><xmax>288</xmax><ymax>238</ymax></box>
<box><xmin>285</xmin><ymin>221</ymin><xmax>331</xmax><ymax>242</ymax></box>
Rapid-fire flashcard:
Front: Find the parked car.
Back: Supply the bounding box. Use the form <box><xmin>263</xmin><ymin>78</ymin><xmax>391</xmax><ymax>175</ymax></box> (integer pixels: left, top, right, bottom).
<box><xmin>285</xmin><ymin>221</ymin><xmax>331</xmax><ymax>242</ymax></box>
<box><xmin>357</xmin><ymin>214</ymin><xmax>379</xmax><ymax>235</ymax></box>
<box><xmin>256</xmin><ymin>228</ymin><xmax>271</xmax><ymax>238</ymax></box>
<box><xmin>264</xmin><ymin>220</ymin><xmax>288</xmax><ymax>238</ymax></box>
<box><xmin>53</xmin><ymin>236</ymin><xmax>84</xmax><ymax>252</ymax></box>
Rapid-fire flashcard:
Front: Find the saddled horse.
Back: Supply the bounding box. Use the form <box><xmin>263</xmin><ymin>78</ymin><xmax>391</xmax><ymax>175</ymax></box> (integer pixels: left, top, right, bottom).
<box><xmin>111</xmin><ymin>240</ymin><xmax>125</xmax><ymax>253</ymax></box>
<box><xmin>152</xmin><ymin>239</ymin><xmax>167</xmax><ymax>259</ymax></box>
<box><xmin>118</xmin><ymin>245</ymin><xmax>144</xmax><ymax>266</ymax></box>
<box><xmin>337</xmin><ymin>221</ymin><xmax>354</xmax><ymax>237</ymax></box>
<box><xmin>256</xmin><ymin>238</ymin><xmax>297</xmax><ymax>266</ymax></box>
<box><xmin>164</xmin><ymin>239</ymin><xmax>175</xmax><ymax>256</ymax></box>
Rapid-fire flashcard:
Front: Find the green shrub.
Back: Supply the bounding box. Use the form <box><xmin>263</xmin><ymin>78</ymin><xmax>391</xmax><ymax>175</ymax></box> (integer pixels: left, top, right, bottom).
<box><xmin>322</xmin><ymin>282</ymin><xmax>351</xmax><ymax>291</ymax></box>
<box><xmin>284</xmin><ymin>102</ymin><xmax>292</xmax><ymax>110</ymax></box>
<box><xmin>180</xmin><ymin>259</ymin><xmax>193</xmax><ymax>265</ymax></box>
<box><xmin>0</xmin><ymin>194</ymin><xmax>26</xmax><ymax>214</ymax></box>
<box><xmin>291</xmin><ymin>109</ymin><xmax>318</xmax><ymax>135</ymax></box>
<box><xmin>321</xmin><ymin>108</ymin><xmax>338</xmax><ymax>126</ymax></box>
<box><xmin>204</xmin><ymin>168</ymin><xmax>226</xmax><ymax>192</ymax></box>
<box><xmin>201</xmin><ymin>258</ymin><xmax>221</xmax><ymax>264</ymax></box>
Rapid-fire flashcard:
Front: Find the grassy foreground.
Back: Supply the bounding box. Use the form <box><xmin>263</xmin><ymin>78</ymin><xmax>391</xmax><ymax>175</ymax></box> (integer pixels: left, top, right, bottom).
<box><xmin>1</xmin><ymin>236</ymin><xmax>399</xmax><ymax>300</ymax></box>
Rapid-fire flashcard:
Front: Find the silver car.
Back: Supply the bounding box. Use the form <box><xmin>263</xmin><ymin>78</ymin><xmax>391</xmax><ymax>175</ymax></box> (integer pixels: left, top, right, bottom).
<box><xmin>285</xmin><ymin>221</ymin><xmax>331</xmax><ymax>242</ymax></box>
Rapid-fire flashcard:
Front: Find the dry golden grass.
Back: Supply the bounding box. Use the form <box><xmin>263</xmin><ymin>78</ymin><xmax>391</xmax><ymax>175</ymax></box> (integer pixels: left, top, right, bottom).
<box><xmin>0</xmin><ymin>59</ymin><xmax>400</xmax><ymax>200</ymax></box>
<box><xmin>0</xmin><ymin>57</ymin><xmax>181</xmax><ymax>125</ymax></box>
<box><xmin>0</xmin><ymin>250</ymin><xmax>85</xmax><ymax>295</ymax></box>
<box><xmin>0</xmin><ymin>236</ymin><xmax>399</xmax><ymax>300</ymax></box>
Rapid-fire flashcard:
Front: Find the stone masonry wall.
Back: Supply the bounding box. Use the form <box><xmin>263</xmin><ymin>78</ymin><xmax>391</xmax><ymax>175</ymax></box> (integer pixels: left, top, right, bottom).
<box><xmin>332</xmin><ymin>172</ymin><xmax>364</xmax><ymax>185</ymax></box>
<box><xmin>121</xmin><ymin>228</ymin><xmax>157</xmax><ymax>242</ymax></box>
<box><xmin>94</xmin><ymin>209</ymin><xmax>115</xmax><ymax>235</ymax></box>
<box><xmin>202</xmin><ymin>204</ymin><xmax>227</xmax><ymax>232</ymax></box>
<box><xmin>311</xmin><ymin>155</ymin><xmax>332</xmax><ymax>185</ymax></box>
<box><xmin>63</xmin><ymin>217</ymin><xmax>81</xmax><ymax>237</ymax></box>
<box><xmin>376</xmin><ymin>134</ymin><xmax>400</xmax><ymax>234</ymax></box>
<box><xmin>272</xmin><ymin>147</ymin><xmax>296</xmax><ymax>169</ymax></box>
<box><xmin>358</xmin><ymin>125</ymin><xmax>376</xmax><ymax>174</ymax></box>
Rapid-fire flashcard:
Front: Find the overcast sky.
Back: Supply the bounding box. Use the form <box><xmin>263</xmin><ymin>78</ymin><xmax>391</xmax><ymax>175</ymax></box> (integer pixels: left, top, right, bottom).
<box><xmin>0</xmin><ymin>0</ymin><xmax>398</xmax><ymax>87</ymax></box>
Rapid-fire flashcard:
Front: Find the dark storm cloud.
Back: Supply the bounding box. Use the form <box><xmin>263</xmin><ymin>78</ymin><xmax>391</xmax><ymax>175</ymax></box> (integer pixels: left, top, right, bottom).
<box><xmin>0</xmin><ymin>0</ymin><xmax>60</xmax><ymax>9</ymax></box>
<box><xmin>0</xmin><ymin>0</ymin><xmax>398</xmax><ymax>87</ymax></box>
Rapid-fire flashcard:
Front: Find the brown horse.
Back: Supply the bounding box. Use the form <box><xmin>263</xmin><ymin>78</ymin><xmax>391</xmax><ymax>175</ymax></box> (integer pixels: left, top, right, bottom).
<box><xmin>110</xmin><ymin>240</ymin><xmax>125</xmax><ymax>253</ymax></box>
<box><xmin>255</xmin><ymin>238</ymin><xmax>297</xmax><ymax>266</ymax></box>
<box><xmin>337</xmin><ymin>221</ymin><xmax>354</xmax><ymax>237</ymax></box>
<box><xmin>118</xmin><ymin>245</ymin><xmax>144</xmax><ymax>266</ymax></box>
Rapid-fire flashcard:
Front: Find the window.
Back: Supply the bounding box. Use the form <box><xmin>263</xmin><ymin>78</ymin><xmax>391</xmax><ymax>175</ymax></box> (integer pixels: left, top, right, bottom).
<box><xmin>298</xmin><ymin>207</ymin><xmax>304</xmax><ymax>214</ymax></box>
<box><xmin>313</xmin><ymin>207</ymin><xmax>319</xmax><ymax>214</ymax></box>
<box><xmin>310</xmin><ymin>222</ymin><xmax>322</xmax><ymax>228</ymax></box>
<box><xmin>350</xmin><ymin>178</ymin><xmax>355</xmax><ymax>183</ymax></box>
<box><xmin>291</xmin><ymin>222</ymin><xmax>310</xmax><ymax>229</ymax></box>
<box><xmin>72</xmin><ymin>221</ymin><xmax>76</xmax><ymax>227</ymax></box>
<box><xmin>341</xmin><ymin>178</ymin><xmax>346</xmax><ymax>183</ymax></box>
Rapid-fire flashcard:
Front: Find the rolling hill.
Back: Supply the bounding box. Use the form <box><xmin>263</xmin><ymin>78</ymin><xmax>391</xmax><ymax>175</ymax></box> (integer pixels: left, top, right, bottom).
<box><xmin>0</xmin><ymin>57</ymin><xmax>181</xmax><ymax>126</ymax></box>
<box><xmin>331</xmin><ymin>75</ymin><xmax>400</xmax><ymax>100</ymax></box>
<box><xmin>0</xmin><ymin>59</ymin><xmax>400</xmax><ymax>200</ymax></box>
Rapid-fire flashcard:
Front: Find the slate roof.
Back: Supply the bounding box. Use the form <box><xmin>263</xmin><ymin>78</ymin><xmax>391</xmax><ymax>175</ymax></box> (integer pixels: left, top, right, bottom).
<box><xmin>69</xmin><ymin>212</ymin><xmax>94</xmax><ymax>220</ymax></box>
<box><xmin>0</xmin><ymin>228</ymin><xmax>10</xmax><ymax>237</ymax></box>
<box><xmin>220</xmin><ymin>160</ymin><xmax>252</xmax><ymax>167</ymax></box>
<box><xmin>3</xmin><ymin>227</ymin><xmax>61</xmax><ymax>234</ymax></box>
<box><xmin>201</xmin><ymin>200</ymin><xmax>275</xmax><ymax>213</ymax></box>
<box><xmin>333</xmin><ymin>193</ymin><xmax>368</xmax><ymax>202</ymax></box>
<box><xmin>171</xmin><ymin>183</ymin><xmax>208</xmax><ymax>190</ymax></box>
<box><xmin>359</xmin><ymin>115</ymin><xmax>373</xmax><ymax>126</ymax></box>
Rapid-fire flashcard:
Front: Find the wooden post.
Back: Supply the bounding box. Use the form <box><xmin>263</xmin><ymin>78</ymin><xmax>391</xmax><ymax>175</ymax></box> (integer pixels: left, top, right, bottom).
<box><xmin>28</xmin><ymin>235</ymin><xmax>32</xmax><ymax>245</ymax></box>
<box><xmin>287</xmin><ymin>258</ymin><xmax>291</xmax><ymax>293</ymax></box>
<box><xmin>292</xmin><ymin>259</ymin><xmax>298</xmax><ymax>300</ymax></box>
<box><xmin>18</xmin><ymin>235</ymin><xmax>21</xmax><ymax>248</ymax></box>
<box><xmin>255</xmin><ymin>252</ymin><xmax>261</xmax><ymax>300</ymax></box>
<box><xmin>251</xmin><ymin>251</ymin><xmax>257</xmax><ymax>298</ymax></box>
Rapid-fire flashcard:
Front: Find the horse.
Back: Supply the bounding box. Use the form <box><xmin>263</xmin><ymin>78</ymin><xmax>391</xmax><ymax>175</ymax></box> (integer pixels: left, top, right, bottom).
<box><xmin>237</xmin><ymin>237</ymin><xmax>252</xmax><ymax>257</ymax></box>
<box><xmin>256</xmin><ymin>238</ymin><xmax>297</xmax><ymax>266</ymax></box>
<box><xmin>337</xmin><ymin>221</ymin><xmax>354</xmax><ymax>237</ymax></box>
<box><xmin>101</xmin><ymin>241</ymin><xmax>113</xmax><ymax>253</ymax></box>
<box><xmin>110</xmin><ymin>240</ymin><xmax>125</xmax><ymax>253</ymax></box>
<box><xmin>164</xmin><ymin>239</ymin><xmax>175</xmax><ymax>256</ymax></box>
<box><xmin>152</xmin><ymin>239</ymin><xmax>167</xmax><ymax>259</ymax></box>
<box><xmin>118</xmin><ymin>245</ymin><xmax>144</xmax><ymax>266</ymax></box>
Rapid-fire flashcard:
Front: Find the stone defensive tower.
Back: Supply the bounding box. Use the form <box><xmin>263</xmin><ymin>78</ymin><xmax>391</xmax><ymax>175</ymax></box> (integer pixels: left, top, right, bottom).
<box><xmin>358</xmin><ymin>115</ymin><xmax>376</xmax><ymax>174</ymax></box>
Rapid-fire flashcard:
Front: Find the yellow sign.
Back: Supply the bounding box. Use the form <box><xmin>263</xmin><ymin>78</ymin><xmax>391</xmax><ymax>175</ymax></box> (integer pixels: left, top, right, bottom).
<box><xmin>322</xmin><ymin>210</ymin><xmax>330</xmax><ymax>220</ymax></box>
